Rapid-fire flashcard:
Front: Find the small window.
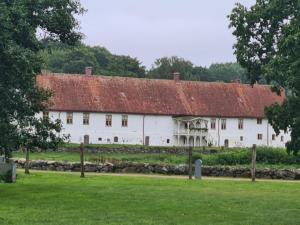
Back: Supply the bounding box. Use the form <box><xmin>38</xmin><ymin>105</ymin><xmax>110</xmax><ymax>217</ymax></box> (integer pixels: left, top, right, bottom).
<box><xmin>106</xmin><ymin>115</ymin><xmax>112</xmax><ymax>127</ymax></box>
<box><xmin>98</xmin><ymin>137</ymin><xmax>102</xmax><ymax>141</ymax></box>
<box><xmin>238</xmin><ymin>119</ymin><xmax>244</xmax><ymax>130</ymax></box>
<box><xmin>114</xmin><ymin>136</ymin><xmax>118</xmax><ymax>143</ymax></box>
<box><xmin>66</xmin><ymin>112</ymin><xmax>73</xmax><ymax>124</ymax></box>
<box><xmin>240</xmin><ymin>136</ymin><xmax>243</xmax><ymax>141</ymax></box>
<box><xmin>83</xmin><ymin>113</ymin><xmax>89</xmax><ymax>125</ymax></box>
<box><xmin>257</xmin><ymin>118</ymin><xmax>262</xmax><ymax>124</ymax></box>
<box><xmin>221</xmin><ymin>119</ymin><xmax>226</xmax><ymax>130</ymax></box>
<box><xmin>281</xmin><ymin>136</ymin><xmax>284</xmax><ymax>142</ymax></box>
<box><xmin>211</xmin><ymin>119</ymin><xmax>216</xmax><ymax>130</ymax></box>
<box><xmin>122</xmin><ymin>115</ymin><xmax>128</xmax><ymax>127</ymax></box>
<box><xmin>167</xmin><ymin>139</ymin><xmax>170</xmax><ymax>144</ymax></box>
<box><xmin>258</xmin><ymin>134</ymin><xmax>263</xmax><ymax>140</ymax></box>
<box><xmin>272</xmin><ymin>134</ymin><xmax>276</xmax><ymax>141</ymax></box>
<box><xmin>43</xmin><ymin>111</ymin><xmax>49</xmax><ymax>120</ymax></box>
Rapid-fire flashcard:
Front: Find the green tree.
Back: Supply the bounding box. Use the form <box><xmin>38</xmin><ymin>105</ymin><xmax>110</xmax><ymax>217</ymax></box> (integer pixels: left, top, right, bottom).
<box><xmin>41</xmin><ymin>41</ymin><xmax>146</xmax><ymax>77</ymax></box>
<box><xmin>0</xmin><ymin>1</ymin><xmax>83</xmax><ymax>160</ymax></box>
<box><xmin>147</xmin><ymin>56</ymin><xmax>195</xmax><ymax>80</ymax></box>
<box><xmin>208</xmin><ymin>63</ymin><xmax>248</xmax><ymax>83</ymax></box>
<box><xmin>229</xmin><ymin>0</ymin><xmax>300</xmax><ymax>154</ymax></box>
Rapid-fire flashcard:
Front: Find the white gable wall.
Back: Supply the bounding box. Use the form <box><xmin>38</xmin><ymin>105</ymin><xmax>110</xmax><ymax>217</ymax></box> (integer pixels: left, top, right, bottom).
<box><xmin>46</xmin><ymin>111</ymin><xmax>289</xmax><ymax>148</ymax></box>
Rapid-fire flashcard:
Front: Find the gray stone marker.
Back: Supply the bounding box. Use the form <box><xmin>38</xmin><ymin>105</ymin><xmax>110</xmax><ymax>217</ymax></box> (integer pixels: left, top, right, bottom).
<box><xmin>194</xmin><ymin>159</ymin><xmax>202</xmax><ymax>179</ymax></box>
<box><xmin>0</xmin><ymin>158</ymin><xmax>16</xmax><ymax>183</ymax></box>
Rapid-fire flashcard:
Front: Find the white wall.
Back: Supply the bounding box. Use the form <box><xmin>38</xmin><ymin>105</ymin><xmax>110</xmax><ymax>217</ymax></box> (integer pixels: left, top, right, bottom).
<box><xmin>204</xmin><ymin>117</ymin><xmax>290</xmax><ymax>148</ymax></box>
<box><xmin>48</xmin><ymin>112</ymin><xmax>175</xmax><ymax>146</ymax></box>
<box><xmin>46</xmin><ymin>111</ymin><xmax>290</xmax><ymax>148</ymax></box>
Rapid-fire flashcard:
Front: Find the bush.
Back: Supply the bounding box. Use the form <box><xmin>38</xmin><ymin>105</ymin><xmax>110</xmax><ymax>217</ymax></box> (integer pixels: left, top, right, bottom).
<box><xmin>256</xmin><ymin>147</ymin><xmax>300</xmax><ymax>164</ymax></box>
<box><xmin>194</xmin><ymin>147</ymin><xmax>300</xmax><ymax>166</ymax></box>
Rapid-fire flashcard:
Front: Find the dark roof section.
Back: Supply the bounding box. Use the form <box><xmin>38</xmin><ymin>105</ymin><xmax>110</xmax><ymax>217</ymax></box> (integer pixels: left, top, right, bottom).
<box><xmin>36</xmin><ymin>73</ymin><xmax>284</xmax><ymax>118</ymax></box>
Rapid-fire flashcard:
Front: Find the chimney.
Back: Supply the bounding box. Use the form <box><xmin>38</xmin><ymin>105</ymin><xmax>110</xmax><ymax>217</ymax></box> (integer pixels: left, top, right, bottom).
<box><xmin>231</xmin><ymin>79</ymin><xmax>241</xmax><ymax>84</ymax></box>
<box><xmin>85</xmin><ymin>67</ymin><xmax>92</xmax><ymax>76</ymax></box>
<box><xmin>173</xmin><ymin>72</ymin><xmax>180</xmax><ymax>83</ymax></box>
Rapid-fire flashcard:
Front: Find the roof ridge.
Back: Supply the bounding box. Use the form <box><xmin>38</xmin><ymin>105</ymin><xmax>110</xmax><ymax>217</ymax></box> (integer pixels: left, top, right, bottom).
<box><xmin>39</xmin><ymin>73</ymin><xmax>271</xmax><ymax>87</ymax></box>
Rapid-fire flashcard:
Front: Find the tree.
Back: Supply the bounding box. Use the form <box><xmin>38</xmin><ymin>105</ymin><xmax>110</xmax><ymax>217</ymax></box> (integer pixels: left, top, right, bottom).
<box><xmin>21</xmin><ymin>116</ymin><xmax>67</xmax><ymax>174</ymax></box>
<box><xmin>0</xmin><ymin>1</ymin><xmax>83</xmax><ymax>160</ymax></box>
<box><xmin>41</xmin><ymin>41</ymin><xmax>146</xmax><ymax>77</ymax></box>
<box><xmin>147</xmin><ymin>56</ymin><xmax>195</xmax><ymax>80</ymax></box>
<box><xmin>229</xmin><ymin>0</ymin><xmax>300</xmax><ymax>154</ymax></box>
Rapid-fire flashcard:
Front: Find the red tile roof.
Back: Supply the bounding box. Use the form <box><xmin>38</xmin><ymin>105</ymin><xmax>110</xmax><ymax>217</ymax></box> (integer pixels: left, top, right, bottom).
<box><xmin>36</xmin><ymin>73</ymin><xmax>284</xmax><ymax>118</ymax></box>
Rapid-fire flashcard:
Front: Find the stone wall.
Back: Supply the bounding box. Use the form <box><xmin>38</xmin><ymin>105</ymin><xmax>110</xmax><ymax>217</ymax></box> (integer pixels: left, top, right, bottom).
<box><xmin>15</xmin><ymin>159</ymin><xmax>300</xmax><ymax>180</ymax></box>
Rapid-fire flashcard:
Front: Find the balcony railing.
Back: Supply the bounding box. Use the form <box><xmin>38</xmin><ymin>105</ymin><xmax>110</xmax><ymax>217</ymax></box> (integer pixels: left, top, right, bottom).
<box><xmin>174</xmin><ymin>128</ymin><xmax>208</xmax><ymax>136</ymax></box>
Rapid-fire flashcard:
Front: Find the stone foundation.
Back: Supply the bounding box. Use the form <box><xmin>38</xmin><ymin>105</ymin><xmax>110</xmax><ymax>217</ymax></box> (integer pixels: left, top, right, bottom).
<box><xmin>15</xmin><ymin>159</ymin><xmax>300</xmax><ymax>180</ymax></box>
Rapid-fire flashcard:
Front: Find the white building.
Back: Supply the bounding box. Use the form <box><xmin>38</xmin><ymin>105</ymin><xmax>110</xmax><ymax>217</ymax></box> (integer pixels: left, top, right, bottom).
<box><xmin>37</xmin><ymin>69</ymin><xmax>290</xmax><ymax>148</ymax></box>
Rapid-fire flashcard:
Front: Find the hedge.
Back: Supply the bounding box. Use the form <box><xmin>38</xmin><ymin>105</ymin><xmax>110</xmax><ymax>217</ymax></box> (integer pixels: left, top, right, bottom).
<box><xmin>192</xmin><ymin>147</ymin><xmax>300</xmax><ymax>166</ymax></box>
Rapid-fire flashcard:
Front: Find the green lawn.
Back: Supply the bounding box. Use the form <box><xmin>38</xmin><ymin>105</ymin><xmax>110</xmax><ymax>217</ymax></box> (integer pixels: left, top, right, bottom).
<box><xmin>12</xmin><ymin>151</ymin><xmax>300</xmax><ymax>169</ymax></box>
<box><xmin>0</xmin><ymin>172</ymin><xmax>299</xmax><ymax>225</ymax></box>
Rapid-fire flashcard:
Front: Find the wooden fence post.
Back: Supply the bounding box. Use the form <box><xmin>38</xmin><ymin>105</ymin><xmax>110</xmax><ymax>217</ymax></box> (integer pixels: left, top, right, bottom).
<box><xmin>251</xmin><ymin>144</ymin><xmax>256</xmax><ymax>182</ymax></box>
<box><xmin>80</xmin><ymin>143</ymin><xmax>85</xmax><ymax>178</ymax></box>
<box><xmin>188</xmin><ymin>146</ymin><xmax>193</xmax><ymax>180</ymax></box>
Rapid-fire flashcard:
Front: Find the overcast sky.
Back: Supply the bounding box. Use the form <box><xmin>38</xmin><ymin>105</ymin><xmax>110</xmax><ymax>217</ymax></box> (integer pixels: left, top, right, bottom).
<box><xmin>78</xmin><ymin>0</ymin><xmax>255</xmax><ymax>68</ymax></box>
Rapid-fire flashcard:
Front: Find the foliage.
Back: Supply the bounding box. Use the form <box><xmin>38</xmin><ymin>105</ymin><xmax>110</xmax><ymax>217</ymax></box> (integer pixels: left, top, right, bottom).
<box><xmin>0</xmin><ymin>0</ymin><xmax>83</xmax><ymax>158</ymax></box>
<box><xmin>147</xmin><ymin>56</ymin><xmax>248</xmax><ymax>82</ymax></box>
<box><xmin>147</xmin><ymin>56</ymin><xmax>195</xmax><ymax>80</ymax></box>
<box><xmin>42</xmin><ymin>45</ymin><xmax>247</xmax><ymax>83</ymax></box>
<box><xmin>199</xmin><ymin>147</ymin><xmax>300</xmax><ymax>166</ymax></box>
<box><xmin>229</xmin><ymin>0</ymin><xmax>300</xmax><ymax>155</ymax></box>
<box><xmin>41</xmin><ymin>41</ymin><xmax>146</xmax><ymax>78</ymax></box>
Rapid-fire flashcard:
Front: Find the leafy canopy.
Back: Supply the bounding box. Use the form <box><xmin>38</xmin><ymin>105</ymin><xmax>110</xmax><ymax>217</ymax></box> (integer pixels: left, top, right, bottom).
<box><xmin>0</xmin><ymin>0</ymin><xmax>83</xmax><ymax>158</ymax></box>
<box><xmin>41</xmin><ymin>40</ymin><xmax>146</xmax><ymax>78</ymax></box>
<box><xmin>229</xmin><ymin>0</ymin><xmax>300</xmax><ymax>154</ymax></box>
<box><xmin>146</xmin><ymin>56</ymin><xmax>247</xmax><ymax>83</ymax></box>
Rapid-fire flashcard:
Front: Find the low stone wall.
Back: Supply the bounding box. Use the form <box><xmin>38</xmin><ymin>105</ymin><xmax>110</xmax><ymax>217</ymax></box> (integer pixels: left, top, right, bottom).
<box><xmin>15</xmin><ymin>159</ymin><xmax>300</xmax><ymax>180</ymax></box>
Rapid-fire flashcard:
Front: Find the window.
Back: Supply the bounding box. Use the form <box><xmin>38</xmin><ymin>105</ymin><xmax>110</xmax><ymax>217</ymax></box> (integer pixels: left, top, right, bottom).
<box><xmin>66</xmin><ymin>112</ymin><xmax>73</xmax><ymax>124</ymax></box>
<box><xmin>221</xmin><ymin>119</ymin><xmax>226</xmax><ymax>130</ymax></box>
<box><xmin>106</xmin><ymin>115</ymin><xmax>112</xmax><ymax>127</ymax></box>
<box><xmin>258</xmin><ymin>134</ymin><xmax>263</xmax><ymax>140</ymax></box>
<box><xmin>240</xmin><ymin>136</ymin><xmax>243</xmax><ymax>141</ymax></box>
<box><xmin>98</xmin><ymin>137</ymin><xmax>102</xmax><ymax>141</ymax></box>
<box><xmin>211</xmin><ymin>119</ymin><xmax>216</xmax><ymax>129</ymax></box>
<box><xmin>43</xmin><ymin>111</ymin><xmax>49</xmax><ymax>120</ymax></box>
<box><xmin>114</xmin><ymin>136</ymin><xmax>118</xmax><ymax>143</ymax></box>
<box><xmin>281</xmin><ymin>136</ymin><xmax>284</xmax><ymax>142</ymax></box>
<box><xmin>272</xmin><ymin>134</ymin><xmax>276</xmax><ymax>141</ymax></box>
<box><xmin>167</xmin><ymin>139</ymin><xmax>170</xmax><ymax>144</ymax></box>
<box><xmin>257</xmin><ymin>118</ymin><xmax>262</xmax><ymax>124</ymax></box>
<box><xmin>122</xmin><ymin>115</ymin><xmax>128</xmax><ymax>127</ymax></box>
<box><xmin>238</xmin><ymin>119</ymin><xmax>244</xmax><ymax>130</ymax></box>
<box><xmin>83</xmin><ymin>113</ymin><xmax>89</xmax><ymax>125</ymax></box>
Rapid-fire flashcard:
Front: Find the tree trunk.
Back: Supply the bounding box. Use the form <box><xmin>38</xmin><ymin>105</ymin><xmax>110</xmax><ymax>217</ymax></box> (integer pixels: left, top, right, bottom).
<box><xmin>25</xmin><ymin>147</ymin><xmax>30</xmax><ymax>174</ymax></box>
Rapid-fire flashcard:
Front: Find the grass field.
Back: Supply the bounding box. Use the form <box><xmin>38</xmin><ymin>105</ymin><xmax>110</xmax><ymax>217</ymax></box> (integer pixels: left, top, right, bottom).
<box><xmin>0</xmin><ymin>172</ymin><xmax>299</xmax><ymax>225</ymax></box>
<box><xmin>12</xmin><ymin>151</ymin><xmax>300</xmax><ymax>169</ymax></box>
